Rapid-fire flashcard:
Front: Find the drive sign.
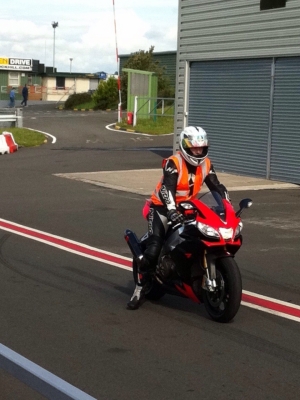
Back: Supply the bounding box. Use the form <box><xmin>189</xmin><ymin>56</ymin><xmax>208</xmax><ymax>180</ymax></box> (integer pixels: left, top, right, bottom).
<box><xmin>0</xmin><ymin>58</ymin><xmax>32</xmax><ymax>71</ymax></box>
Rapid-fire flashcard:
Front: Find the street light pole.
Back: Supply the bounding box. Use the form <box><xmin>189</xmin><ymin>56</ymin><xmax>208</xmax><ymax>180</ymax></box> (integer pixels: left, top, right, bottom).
<box><xmin>52</xmin><ymin>21</ymin><xmax>58</xmax><ymax>73</ymax></box>
<box><xmin>69</xmin><ymin>58</ymin><xmax>73</xmax><ymax>73</ymax></box>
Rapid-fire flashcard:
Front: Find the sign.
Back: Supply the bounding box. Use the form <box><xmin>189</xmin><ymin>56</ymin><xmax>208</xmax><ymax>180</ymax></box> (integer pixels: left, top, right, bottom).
<box><xmin>0</xmin><ymin>58</ymin><xmax>32</xmax><ymax>71</ymax></box>
<box><xmin>98</xmin><ymin>71</ymin><xmax>107</xmax><ymax>80</ymax></box>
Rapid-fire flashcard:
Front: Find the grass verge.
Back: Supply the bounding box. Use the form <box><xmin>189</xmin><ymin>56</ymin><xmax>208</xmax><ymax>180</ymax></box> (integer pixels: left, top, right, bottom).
<box><xmin>0</xmin><ymin>127</ymin><xmax>47</xmax><ymax>147</ymax></box>
<box><xmin>63</xmin><ymin>99</ymin><xmax>174</xmax><ymax>135</ymax></box>
<box><xmin>72</xmin><ymin>101</ymin><xmax>95</xmax><ymax>110</ymax></box>
<box><xmin>117</xmin><ymin>116</ymin><xmax>174</xmax><ymax>135</ymax></box>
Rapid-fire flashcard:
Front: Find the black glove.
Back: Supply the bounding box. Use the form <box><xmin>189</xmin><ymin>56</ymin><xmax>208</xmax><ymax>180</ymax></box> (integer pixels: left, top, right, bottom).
<box><xmin>217</xmin><ymin>184</ymin><xmax>231</xmax><ymax>202</ymax></box>
<box><xmin>167</xmin><ymin>209</ymin><xmax>184</xmax><ymax>225</ymax></box>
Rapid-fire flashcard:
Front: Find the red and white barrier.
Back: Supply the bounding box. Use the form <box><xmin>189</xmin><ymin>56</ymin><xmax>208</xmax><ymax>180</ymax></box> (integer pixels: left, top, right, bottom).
<box><xmin>0</xmin><ymin>131</ymin><xmax>18</xmax><ymax>154</ymax></box>
<box><xmin>0</xmin><ymin>135</ymin><xmax>9</xmax><ymax>154</ymax></box>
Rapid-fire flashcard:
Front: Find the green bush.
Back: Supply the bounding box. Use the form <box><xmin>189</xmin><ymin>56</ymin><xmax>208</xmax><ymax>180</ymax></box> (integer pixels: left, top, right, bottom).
<box><xmin>121</xmin><ymin>46</ymin><xmax>175</xmax><ymax>110</ymax></box>
<box><xmin>92</xmin><ymin>77</ymin><xmax>118</xmax><ymax>110</ymax></box>
<box><xmin>65</xmin><ymin>92</ymin><xmax>92</xmax><ymax>109</ymax></box>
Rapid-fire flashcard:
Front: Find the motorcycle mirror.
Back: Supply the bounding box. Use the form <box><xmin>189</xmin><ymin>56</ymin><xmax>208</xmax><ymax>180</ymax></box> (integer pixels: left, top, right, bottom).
<box><xmin>239</xmin><ymin>198</ymin><xmax>253</xmax><ymax>209</ymax></box>
<box><xmin>235</xmin><ymin>198</ymin><xmax>253</xmax><ymax>218</ymax></box>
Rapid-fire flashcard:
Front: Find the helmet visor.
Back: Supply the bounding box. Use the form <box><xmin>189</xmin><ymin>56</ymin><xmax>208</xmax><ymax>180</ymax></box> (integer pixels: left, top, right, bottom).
<box><xmin>185</xmin><ymin>146</ymin><xmax>208</xmax><ymax>160</ymax></box>
<box><xmin>181</xmin><ymin>135</ymin><xmax>208</xmax><ymax>149</ymax></box>
<box><xmin>190</xmin><ymin>147</ymin><xmax>205</xmax><ymax>156</ymax></box>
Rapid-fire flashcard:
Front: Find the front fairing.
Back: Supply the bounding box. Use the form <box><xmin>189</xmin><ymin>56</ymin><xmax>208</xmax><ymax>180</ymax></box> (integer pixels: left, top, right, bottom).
<box><xmin>179</xmin><ymin>191</ymin><xmax>242</xmax><ymax>246</ymax></box>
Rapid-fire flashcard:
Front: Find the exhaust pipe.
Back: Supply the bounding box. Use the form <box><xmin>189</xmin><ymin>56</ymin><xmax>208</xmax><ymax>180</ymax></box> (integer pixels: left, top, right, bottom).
<box><xmin>124</xmin><ymin>229</ymin><xmax>143</xmax><ymax>259</ymax></box>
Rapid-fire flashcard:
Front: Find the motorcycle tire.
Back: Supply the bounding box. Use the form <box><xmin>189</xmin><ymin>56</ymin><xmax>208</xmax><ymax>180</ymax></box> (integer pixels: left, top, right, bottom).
<box><xmin>202</xmin><ymin>257</ymin><xmax>242</xmax><ymax>323</ymax></box>
<box><xmin>132</xmin><ymin>259</ymin><xmax>165</xmax><ymax>301</ymax></box>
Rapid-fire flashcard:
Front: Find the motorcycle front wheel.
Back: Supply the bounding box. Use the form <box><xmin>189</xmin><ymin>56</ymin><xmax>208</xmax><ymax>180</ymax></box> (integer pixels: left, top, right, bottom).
<box><xmin>202</xmin><ymin>257</ymin><xmax>242</xmax><ymax>323</ymax></box>
<box><xmin>132</xmin><ymin>259</ymin><xmax>165</xmax><ymax>301</ymax></box>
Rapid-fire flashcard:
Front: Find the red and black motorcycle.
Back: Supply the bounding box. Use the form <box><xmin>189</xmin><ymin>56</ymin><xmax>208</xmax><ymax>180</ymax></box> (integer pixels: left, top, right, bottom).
<box><xmin>125</xmin><ymin>191</ymin><xmax>252</xmax><ymax>323</ymax></box>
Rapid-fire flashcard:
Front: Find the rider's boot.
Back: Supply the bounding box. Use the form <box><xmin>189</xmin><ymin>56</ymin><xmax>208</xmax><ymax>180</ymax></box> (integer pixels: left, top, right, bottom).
<box><xmin>127</xmin><ymin>258</ymin><xmax>151</xmax><ymax>310</ymax></box>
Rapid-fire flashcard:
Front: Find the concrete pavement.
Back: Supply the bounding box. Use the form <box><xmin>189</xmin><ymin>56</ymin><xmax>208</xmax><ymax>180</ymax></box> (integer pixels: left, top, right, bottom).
<box><xmin>2</xmin><ymin>99</ymin><xmax>295</xmax><ymax>195</ymax></box>
<box><xmin>55</xmin><ymin>169</ymin><xmax>299</xmax><ymax>196</ymax></box>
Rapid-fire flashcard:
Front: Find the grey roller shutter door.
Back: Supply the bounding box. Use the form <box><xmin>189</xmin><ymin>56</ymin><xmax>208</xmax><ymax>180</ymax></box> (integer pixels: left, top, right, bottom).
<box><xmin>89</xmin><ymin>79</ymin><xmax>99</xmax><ymax>91</ymax></box>
<box><xmin>270</xmin><ymin>57</ymin><xmax>300</xmax><ymax>184</ymax></box>
<box><xmin>188</xmin><ymin>59</ymin><xmax>271</xmax><ymax>177</ymax></box>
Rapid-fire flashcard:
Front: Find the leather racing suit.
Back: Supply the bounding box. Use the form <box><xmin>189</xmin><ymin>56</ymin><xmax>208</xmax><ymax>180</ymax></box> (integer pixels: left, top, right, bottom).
<box><xmin>140</xmin><ymin>152</ymin><xmax>230</xmax><ymax>274</ymax></box>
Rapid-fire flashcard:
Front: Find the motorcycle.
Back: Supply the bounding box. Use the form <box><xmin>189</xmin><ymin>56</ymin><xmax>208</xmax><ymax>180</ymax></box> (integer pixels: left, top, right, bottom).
<box><xmin>125</xmin><ymin>191</ymin><xmax>252</xmax><ymax>323</ymax></box>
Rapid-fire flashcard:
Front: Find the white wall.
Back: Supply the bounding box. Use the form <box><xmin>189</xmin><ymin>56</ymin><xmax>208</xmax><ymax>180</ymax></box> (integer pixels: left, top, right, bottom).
<box><xmin>41</xmin><ymin>76</ymin><xmax>90</xmax><ymax>101</ymax></box>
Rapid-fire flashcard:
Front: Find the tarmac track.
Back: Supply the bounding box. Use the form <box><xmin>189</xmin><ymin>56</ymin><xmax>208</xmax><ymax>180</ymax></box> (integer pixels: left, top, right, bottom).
<box><xmin>0</xmin><ymin>103</ymin><xmax>299</xmax><ymax>400</ymax></box>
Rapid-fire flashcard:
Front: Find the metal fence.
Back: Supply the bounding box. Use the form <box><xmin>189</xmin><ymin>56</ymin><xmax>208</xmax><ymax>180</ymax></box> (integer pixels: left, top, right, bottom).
<box><xmin>132</xmin><ymin>96</ymin><xmax>175</xmax><ymax>126</ymax></box>
<box><xmin>0</xmin><ymin>108</ymin><xmax>23</xmax><ymax>128</ymax></box>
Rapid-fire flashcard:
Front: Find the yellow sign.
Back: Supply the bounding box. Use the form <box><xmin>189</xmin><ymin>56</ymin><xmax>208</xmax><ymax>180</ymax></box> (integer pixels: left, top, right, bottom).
<box><xmin>0</xmin><ymin>57</ymin><xmax>9</xmax><ymax>65</ymax></box>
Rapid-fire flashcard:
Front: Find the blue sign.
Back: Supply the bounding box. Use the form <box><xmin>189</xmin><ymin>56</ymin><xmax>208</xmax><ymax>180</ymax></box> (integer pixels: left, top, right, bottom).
<box><xmin>98</xmin><ymin>72</ymin><xmax>107</xmax><ymax>80</ymax></box>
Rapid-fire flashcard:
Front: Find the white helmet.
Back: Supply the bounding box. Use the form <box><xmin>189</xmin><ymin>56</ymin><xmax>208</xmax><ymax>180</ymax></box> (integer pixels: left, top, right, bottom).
<box><xmin>179</xmin><ymin>126</ymin><xmax>209</xmax><ymax>166</ymax></box>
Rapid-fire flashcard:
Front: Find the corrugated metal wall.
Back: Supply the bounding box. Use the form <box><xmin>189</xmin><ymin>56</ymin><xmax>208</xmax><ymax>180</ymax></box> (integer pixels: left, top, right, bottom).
<box><xmin>175</xmin><ymin>0</ymin><xmax>300</xmax><ymax>146</ymax></box>
<box><xmin>188</xmin><ymin>59</ymin><xmax>271</xmax><ymax>177</ymax></box>
<box><xmin>270</xmin><ymin>57</ymin><xmax>300</xmax><ymax>183</ymax></box>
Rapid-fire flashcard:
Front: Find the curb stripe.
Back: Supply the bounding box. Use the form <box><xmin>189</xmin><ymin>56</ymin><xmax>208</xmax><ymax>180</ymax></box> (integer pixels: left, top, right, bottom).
<box><xmin>25</xmin><ymin>127</ymin><xmax>57</xmax><ymax>144</ymax></box>
<box><xmin>241</xmin><ymin>302</ymin><xmax>300</xmax><ymax>323</ymax></box>
<box><xmin>0</xmin><ymin>218</ymin><xmax>299</xmax><ymax>322</ymax></box>
<box><xmin>0</xmin><ymin>219</ymin><xmax>132</xmax><ymax>269</ymax></box>
<box><xmin>242</xmin><ymin>291</ymin><xmax>300</xmax><ymax>318</ymax></box>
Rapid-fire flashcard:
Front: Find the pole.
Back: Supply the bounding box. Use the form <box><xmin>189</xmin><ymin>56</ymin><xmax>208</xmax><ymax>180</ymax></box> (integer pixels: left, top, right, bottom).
<box><xmin>112</xmin><ymin>0</ymin><xmax>122</xmax><ymax>122</ymax></box>
<box><xmin>53</xmin><ymin>28</ymin><xmax>55</xmax><ymax>72</ymax></box>
<box><xmin>69</xmin><ymin>58</ymin><xmax>73</xmax><ymax>73</ymax></box>
<box><xmin>52</xmin><ymin>22</ymin><xmax>58</xmax><ymax>73</ymax></box>
<box><xmin>133</xmin><ymin>96</ymin><xmax>138</xmax><ymax>127</ymax></box>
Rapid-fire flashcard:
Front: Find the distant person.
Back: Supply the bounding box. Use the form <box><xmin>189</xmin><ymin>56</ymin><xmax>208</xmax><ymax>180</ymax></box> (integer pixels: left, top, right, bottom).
<box><xmin>9</xmin><ymin>88</ymin><xmax>15</xmax><ymax>108</ymax></box>
<box><xmin>21</xmin><ymin>84</ymin><xmax>28</xmax><ymax>106</ymax></box>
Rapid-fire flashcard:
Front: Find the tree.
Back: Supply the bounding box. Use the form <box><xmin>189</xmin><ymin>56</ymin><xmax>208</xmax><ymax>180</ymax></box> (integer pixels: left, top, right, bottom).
<box><xmin>120</xmin><ymin>46</ymin><xmax>174</xmax><ymax>110</ymax></box>
<box><xmin>92</xmin><ymin>77</ymin><xmax>119</xmax><ymax>110</ymax></box>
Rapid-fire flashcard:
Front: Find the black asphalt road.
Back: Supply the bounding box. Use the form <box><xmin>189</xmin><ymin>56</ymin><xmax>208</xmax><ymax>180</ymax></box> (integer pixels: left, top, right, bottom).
<box><xmin>0</xmin><ymin>104</ymin><xmax>299</xmax><ymax>400</ymax></box>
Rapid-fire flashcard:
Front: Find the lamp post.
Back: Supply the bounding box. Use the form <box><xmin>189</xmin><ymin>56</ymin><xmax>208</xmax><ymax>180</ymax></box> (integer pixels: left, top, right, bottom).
<box><xmin>52</xmin><ymin>21</ymin><xmax>58</xmax><ymax>73</ymax></box>
<box><xmin>69</xmin><ymin>58</ymin><xmax>73</xmax><ymax>73</ymax></box>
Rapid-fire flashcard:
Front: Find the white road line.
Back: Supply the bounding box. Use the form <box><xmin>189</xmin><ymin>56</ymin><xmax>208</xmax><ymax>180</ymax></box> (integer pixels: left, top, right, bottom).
<box><xmin>0</xmin><ymin>343</ymin><xmax>96</xmax><ymax>400</ymax></box>
<box><xmin>241</xmin><ymin>301</ymin><xmax>300</xmax><ymax>323</ymax></box>
<box><xmin>25</xmin><ymin>127</ymin><xmax>57</xmax><ymax>143</ymax></box>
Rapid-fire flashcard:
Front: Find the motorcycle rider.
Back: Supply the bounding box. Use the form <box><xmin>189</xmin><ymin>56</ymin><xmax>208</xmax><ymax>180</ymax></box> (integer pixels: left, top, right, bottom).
<box><xmin>127</xmin><ymin>126</ymin><xmax>230</xmax><ymax>310</ymax></box>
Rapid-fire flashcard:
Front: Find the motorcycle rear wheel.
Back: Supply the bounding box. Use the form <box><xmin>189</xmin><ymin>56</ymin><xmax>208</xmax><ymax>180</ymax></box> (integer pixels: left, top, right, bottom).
<box><xmin>202</xmin><ymin>257</ymin><xmax>242</xmax><ymax>323</ymax></box>
<box><xmin>132</xmin><ymin>259</ymin><xmax>165</xmax><ymax>301</ymax></box>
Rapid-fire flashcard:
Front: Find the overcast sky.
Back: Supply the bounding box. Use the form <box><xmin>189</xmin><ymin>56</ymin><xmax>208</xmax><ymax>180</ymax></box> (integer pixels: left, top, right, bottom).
<box><xmin>0</xmin><ymin>1</ymin><xmax>178</xmax><ymax>74</ymax></box>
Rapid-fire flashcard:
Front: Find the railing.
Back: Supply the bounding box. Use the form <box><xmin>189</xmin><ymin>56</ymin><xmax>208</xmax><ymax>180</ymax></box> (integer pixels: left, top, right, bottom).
<box><xmin>0</xmin><ymin>108</ymin><xmax>23</xmax><ymax>127</ymax></box>
<box><xmin>133</xmin><ymin>96</ymin><xmax>175</xmax><ymax>126</ymax></box>
<box><xmin>55</xmin><ymin>84</ymin><xmax>76</xmax><ymax>105</ymax></box>
<box><xmin>33</xmin><ymin>85</ymin><xmax>47</xmax><ymax>93</ymax></box>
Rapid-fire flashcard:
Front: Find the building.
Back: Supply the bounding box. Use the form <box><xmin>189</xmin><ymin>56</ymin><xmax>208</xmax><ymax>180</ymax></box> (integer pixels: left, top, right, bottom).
<box><xmin>0</xmin><ymin>57</ymin><xmax>102</xmax><ymax>103</ymax></box>
<box><xmin>38</xmin><ymin>72</ymin><xmax>100</xmax><ymax>102</ymax></box>
<box><xmin>0</xmin><ymin>57</ymin><xmax>45</xmax><ymax>101</ymax></box>
<box><xmin>175</xmin><ymin>0</ymin><xmax>300</xmax><ymax>184</ymax></box>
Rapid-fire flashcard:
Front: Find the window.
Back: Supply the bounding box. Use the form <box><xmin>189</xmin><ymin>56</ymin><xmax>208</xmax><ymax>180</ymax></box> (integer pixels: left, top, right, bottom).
<box><xmin>260</xmin><ymin>0</ymin><xmax>287</xmax><ymax>10</ymax></box>
<box><xmin>8</xmin><ymin>72</ymin><xmax>20</xmax><ymax>87</ymax></box>
<box><xmin>56</xmin><ymin>77</ymin><xmax>65</xmax><ymax>89</ymax></box>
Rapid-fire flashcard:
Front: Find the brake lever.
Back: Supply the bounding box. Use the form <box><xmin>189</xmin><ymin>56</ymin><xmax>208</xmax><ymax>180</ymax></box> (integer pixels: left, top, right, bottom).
<box><xmin>167</xmin><ymin>221</ymin><xmax>184</xmax><ymax>230</ymax></box>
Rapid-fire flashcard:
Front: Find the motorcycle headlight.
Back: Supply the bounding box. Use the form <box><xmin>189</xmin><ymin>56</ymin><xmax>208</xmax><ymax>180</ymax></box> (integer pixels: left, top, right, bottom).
<box><xmin>234</xmin><ymin>221</ymin><xmax>243</xmax><ymax>238</ymax></box>
<box><xmin>219</xmin><ymin>227</ymin><xmax>234</xmax><ymax>240</ymax></box>
<box><xmin>197</xmin><ymin>222</ymin><xmax>220</xmax><ymax>238</ymax></box>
